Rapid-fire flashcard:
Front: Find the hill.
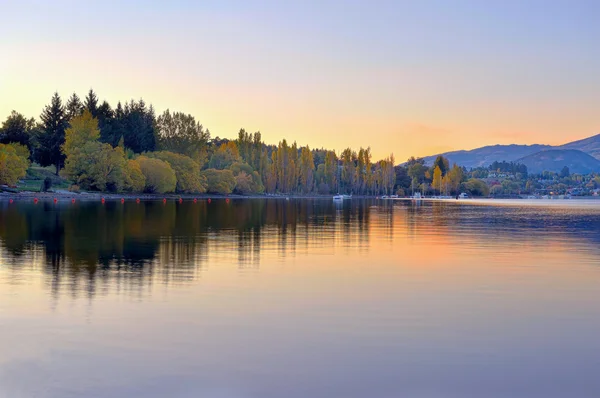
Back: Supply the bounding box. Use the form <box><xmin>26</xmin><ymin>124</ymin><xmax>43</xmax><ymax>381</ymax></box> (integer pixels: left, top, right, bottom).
<box><xmin>421</xmin><ymin>133</ymin><xmax>600</xmax><ymax>169</ymax></box>
<box><xmin>422</xmin><ymin>144</ymin><xmax>550</xmax><ymax>169</ymax></box>
<box><xmin>556</xmin><ymin>134</ymin><xmax>600</xmax><ymax>159</ymax></box>
<box><xmin>515</xmin><ymin>149</ymin><xmax>600</xmax><ymax>174</ymax></box>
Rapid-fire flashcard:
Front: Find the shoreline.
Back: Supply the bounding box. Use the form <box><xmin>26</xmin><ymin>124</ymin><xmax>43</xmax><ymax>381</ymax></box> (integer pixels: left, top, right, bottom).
<box><xmin>0</xmin><ymin>191</ymin><xmax>377</xmax><ymax>201</ymax></box>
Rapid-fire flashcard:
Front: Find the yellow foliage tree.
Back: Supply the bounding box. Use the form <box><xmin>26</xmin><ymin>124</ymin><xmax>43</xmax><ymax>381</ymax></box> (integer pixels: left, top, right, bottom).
<box><xmin>62</xmin><ymin>111</ymin><xmax>128</xmax><ymax>191</ymax></box>
<box><xmin>137</xmin><ymin>156</ymin><xmax>176</xmax><ymax>193</ymax></box>
<box><xmin>432</xmin><ymin>165</ymin><xmax>442</xmax><ymax>193</ymax></box>
<box><xmin>124</xmin><ymin>159</ymin><xmax>146</xmax><ymax>192</ymax></box>
<box><xmin>0</xmin><ymin>143</ymin><xmax>29</xmax><ymax>186</ymax></box>
<box><xmin>147</xmin><ymin>151</ymin><xmax>207</xmax><ymax>193</ymax></box>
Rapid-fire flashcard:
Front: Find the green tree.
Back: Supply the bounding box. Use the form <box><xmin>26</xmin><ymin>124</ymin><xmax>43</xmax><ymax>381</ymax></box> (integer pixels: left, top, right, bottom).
<box><xmin>433</xmin><ymin>155</ymin><xmax>449</xmax><ymax>176</ymax></box>
<box><xmin>36</xmin><ymin>92</ymin><xmax>68</xmax><ymax>175</ymax></box>
<box><xmin>84</xmin><ymin>89</ymin><xmax>99</xmax><ymax>117</ymax></box>
<box><xmin>461</xmin><ymin>178</ymin><xmax>490</xmax><ymax>196</ymax></box>
<box><xmin>0</xmin><ymin>111</ymin><xmax>36</xmax><ymax>150</ymax></box>
<box><xmin>65</xmin><ymin>93</ymin><xmax>84</xmax><ymax>121</ymax></box>
<box><xmin>560</xmin><ymin>166</ymin><xmax>570</xmax><ymax>178</ymax></box>
<box><xmin>156</xmin><ymin>109</ymin><xmax>211</xmax><ymax>166</ymax></box>
<box><xmin>202</xmin><ymin>169</ymin><xmax>236</xmax><ymax>194</ymax></box>
<box><xmin>122</xmin><ymin>99</ymin><xmax>157</xmax><ymax>154</ymax></box>
<box><xmin>137</xmin><ymin>156</ymin><xmax>177</xmax><ymax>193</ymax></box>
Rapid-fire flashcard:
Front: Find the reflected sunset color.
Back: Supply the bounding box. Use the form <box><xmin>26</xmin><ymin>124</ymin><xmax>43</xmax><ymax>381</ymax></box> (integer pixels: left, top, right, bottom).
<box><xmin>2</xmin><ymin>199</ymin><xmax>600</xmax><ymax>397</ymax></box>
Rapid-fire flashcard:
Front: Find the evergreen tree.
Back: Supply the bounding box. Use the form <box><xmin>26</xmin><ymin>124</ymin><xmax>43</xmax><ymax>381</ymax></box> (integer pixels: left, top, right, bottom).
<box><xmin>84</xmin><ymin>89</ymin><xmax>99</xmax><ymax>117</ymax></box>
<box><xmin>65</xmin><ymin>93</ymin><xmax>84</xmax><ymax>121</ymax></box>
<box><xmin>122</xmin><ymin>99</ymin><xmax>156</xmax><ymax>153</ymax></box>
<box><xmin>36</xmin><ymin>92</ymin><xmax>67</xmax><ymax>174</ymax></box>
<box><xmin>0</xmin><ymin>111</ymin><xmax>36</xmax><ymax>149</ymax></box>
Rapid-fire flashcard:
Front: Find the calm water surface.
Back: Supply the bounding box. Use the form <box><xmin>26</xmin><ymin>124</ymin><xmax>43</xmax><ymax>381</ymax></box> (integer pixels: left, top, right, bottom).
<box><xmin>1</xmin><ymin>199</ymin><xmax>600</xmax><ymax>397</ymax></box>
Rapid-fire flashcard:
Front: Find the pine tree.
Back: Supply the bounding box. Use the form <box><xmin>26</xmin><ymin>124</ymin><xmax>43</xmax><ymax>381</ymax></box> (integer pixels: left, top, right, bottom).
<box><xmin>36</xmin><ymin>92</ymin><xmax>67</xmax><ymax>174</ymax></box>
<box><xmin>84</xmin><ymin>89</ymin><xmax>99</xmax><ymax>117</ymax></box>
<box><xmin>65</xmin><ymin>93</ymin><xmax>84</xmax><ymax>121</ymax></box>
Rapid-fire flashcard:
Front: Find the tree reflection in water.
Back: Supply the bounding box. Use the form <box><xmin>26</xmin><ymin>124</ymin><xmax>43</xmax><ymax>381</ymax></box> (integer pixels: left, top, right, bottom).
<box><xmin>0</xmin><ymin>199</ymin><xmax>372</xmax><ymax>298</ymax></box>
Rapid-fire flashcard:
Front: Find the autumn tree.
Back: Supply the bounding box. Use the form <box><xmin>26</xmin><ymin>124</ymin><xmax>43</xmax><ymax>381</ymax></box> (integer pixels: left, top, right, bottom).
<box><xmin>147</xmin><ymin>151</ymin><xmax>207</xmax><ymax>193</ymax></box>
<box><xmin>0</xmin><ymin>143</ymin><xmax>30</xmax><ymax>185</ymax></box>
<box><xmin>137</xmin><ymin>156</ymin><xmax>177</xmax><ymax>193</ymax></box>
<box><xmin>209</xmin><ymin>141</ymin><xmax>240</xmax><ymax>169</ymax></box>
<box><xmin>230</xmin><ymin>161</ymin><xmax>264</xmax><ymax>193</ymax></box>
<box><xmin>340</xmin><ymin>148</ymin><xmax>355</xmax><ymax>193</ymax></box>
<box><xmin>123</xmin><ymin>159</ymin><xmax>146</xmax><ymax>192</ymax></box>
<box><xmin>323</xmin><ymin>150</ymin><xmax>338</xmax><ymax>193</ymax></box>
<box><xmin>433</xmin><ymin>155</ymin><xmax>449</xmax><ymax>176</ymax></box>
<box><xmin>432</xmin><ymin>165</ymin><xmax>443</xmax><ymax>194</ymax></box>
<box><xmin>298</xmin><ymin>146</ymin><xmax>315</xmax><ymax>193</ymax></box>
<box><xmin>202</xmin><ymin>169</ymin><xmax>236</xmax><ymax>194</ymax></box>
<box><xmin>445</xmin><ymin>164</ymin><xmax>464</xmax><ymax>194</ymax></box>
<box><xmin>62</xmin><ymin>111</ymin><xmax>128</xmax><ymax>191</ymax></box>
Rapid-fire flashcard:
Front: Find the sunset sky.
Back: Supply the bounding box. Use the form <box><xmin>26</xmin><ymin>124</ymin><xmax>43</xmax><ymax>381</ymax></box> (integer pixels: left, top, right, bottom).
<box><xmin>1</xmin><ymin>0</ymin><xmax>599</xmax><ymax>161</ymax></box>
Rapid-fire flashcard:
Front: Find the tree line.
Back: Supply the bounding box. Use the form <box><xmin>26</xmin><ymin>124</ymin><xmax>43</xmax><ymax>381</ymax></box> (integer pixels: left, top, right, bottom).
<box><xmin>2</xmin><ymin>89</ymin><xmax>500</xmax><ymax>197</ymax></box>
<box><xmin>0</xmin><ymin>89</ymin><xmax>405</xmax><ymax>195</ymax></box>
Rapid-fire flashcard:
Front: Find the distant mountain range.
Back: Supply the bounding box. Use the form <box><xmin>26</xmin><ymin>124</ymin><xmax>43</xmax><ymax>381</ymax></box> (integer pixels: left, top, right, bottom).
<box><xmin>422</xmin><ymin>134</ymin><xmax>600</xmax><ymax>173</ymax></box>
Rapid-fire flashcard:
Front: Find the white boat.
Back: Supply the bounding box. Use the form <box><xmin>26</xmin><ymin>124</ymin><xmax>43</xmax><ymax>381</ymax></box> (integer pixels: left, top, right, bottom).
<box><xmin>381</xmin><ymin>195</ymin><xmax>389</xmax><ymax>199</ymax></box>
<box><xmin>342</xmin><ymin>194</ymin><xmax>352</xmax><ymax>200</ymax></box>
<box><xmin>390</xmin><ymin>195</ymin><xmax>399</xmax><ymax>199</ymax></box>
<box><xmin>458</xmin><ymin>193</ymin><xmax>469</xmax><ymax>199</ymax></box>
<box><xmin>333</xmin><ymin>195</ymin><xmax>344</xmax><ymax>201</ymax></box>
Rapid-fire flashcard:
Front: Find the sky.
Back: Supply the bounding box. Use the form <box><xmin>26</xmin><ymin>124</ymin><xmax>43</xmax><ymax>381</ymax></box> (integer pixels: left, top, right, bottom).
<box><xmin>1</xmin><ymin>0</ymin><xmax>599</xmax><ymax>161</ymax></box>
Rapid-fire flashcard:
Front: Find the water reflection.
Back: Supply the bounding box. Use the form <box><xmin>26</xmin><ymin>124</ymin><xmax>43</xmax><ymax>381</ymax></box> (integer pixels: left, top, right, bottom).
<box><xmin>3</xmin><ymin>199</ymin><xmax>600</xmax><ymax>397</ymax></box>
<box><xmin>0</xmin><ymin>199</ymin><xmax>373</xmax><ymax>297</ymax></box>
<box><xmin>3</xmin><ymin>199</ymin><xmax>600</xmax><ymax>298</ymax></box>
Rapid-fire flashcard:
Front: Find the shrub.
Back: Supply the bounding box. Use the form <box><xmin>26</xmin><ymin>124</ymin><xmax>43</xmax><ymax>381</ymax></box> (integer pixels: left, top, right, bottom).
<box><xmin>137</xmin><ymin>156</ymin><xmax>177</xmax><ymax>193</ymax></box>
<box><xmin>147</xmin><ymin>151</ymin><xmax>206</xmax><ymax>193</ymax></box>
<box><xmin>202</xmin><ymin>169</ymin><xmax>236</xmax><ymax>194</ymax></box>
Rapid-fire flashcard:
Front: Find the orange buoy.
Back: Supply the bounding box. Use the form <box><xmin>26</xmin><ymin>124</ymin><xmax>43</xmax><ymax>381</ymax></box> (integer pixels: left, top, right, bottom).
<box><xmin>71</xmin><ymin>198</ymin><xmax>75</xmax><ymax>204</ymax></box>
<box><xmin>53</xmin><ymin>198</ymin><xmax>58</xmax><ymax>203</ymax></box>
<box><xmin>34</xmin><ymin>198</ymin><xmax>38</xmax><ymax>204</ymax></box>
<box><xmin>179</xmin><ymin>198</ymin><xmax>183</xmax><ymax>203</ymax></box>
<box><xmin>207</xmin><ymin>198</ymin><xmax>211</xmax><ymax>204</ymax></box>
<box><xmin>226</xmin><ymin>198</ymin><xmax>230</xmax><ymax>204</ymax></box>
<box><xmin>9</xmin><ymin>199</ymin><xmax>13</xmax><ymax>204</ymax></box>
<box><xmin>101</xmin><ymin>197</ymin><xmax>105</xmax><ymax>204</ymax></box>
<box><xmin>121</xmin><ymin>198</ymin><xmax>125</xmax><ymax>203</ymax></box>
<box><xmin>193</xmin><ymin>198</ymin><xmax>197</xmax><ymax>203</ymax></box>
<box><xmin>136</xmin><ymin>198</ymin><xmax>140</xmax><ymax>204</ymax></box>
<box><xmin>163</xmin><ymin>198</ymin><xmax>167</xmax><ymax>203</ymax></box>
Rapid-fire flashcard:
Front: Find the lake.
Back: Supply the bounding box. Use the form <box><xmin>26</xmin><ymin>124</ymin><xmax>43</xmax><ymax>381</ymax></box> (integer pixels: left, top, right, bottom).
<box><xmin>1</xmin><ymin>198</ymin><xmax>600</xmax><ymax>398</ymax></box>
